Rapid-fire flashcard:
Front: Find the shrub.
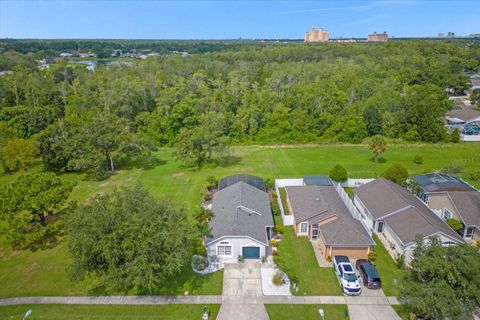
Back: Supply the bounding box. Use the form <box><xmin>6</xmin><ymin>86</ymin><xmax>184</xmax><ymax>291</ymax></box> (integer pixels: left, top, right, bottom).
<box><xmin>413</xmin><ymin>155</ymin><xmax>423</xmax><ymax>165</ymax></box>
<box><xmin>382</xmin><ymin>164</ymin><xmax>409</xmax><ymax>184</ymax></box>
<box><xmin>272</xmin><ymin>249</ymin><xmax>279</xmax><ymax>256</ymax></box>
<box><xmin>273</xmin><ymin>255</ymin><xmax>280</xmax><ymax>265</ymax></box>
<box><xmin>329</xmin><ymin>164</ymin><xmax>348</xmax><ymax>183</ymax></box>
<box><xmin>395</xmin><ymin>254</ymin><xmax>405</xmax><ymax>269</ymax></box>
<box><xmin>202</xmin><ymin>191</ymin><xmax>211</xmax><ymax>201</ymax></box>
<box><xmin>447</xmin><ymin>128</ymin><xmax>460</xmax><ymax>143</ymax></box>
<box><xmin>271</xmin><ymin>191</ymin><xmax>277</xmax><ymax>198</ymax></box>
<box><xmin>446</xmin><ymin>218</ymin><xmax>463</xmax><ymax>232</ymax></box>
<box><xmin>368</xmin><ymin>250</ymin><xmax>377</xmax><ymax>262</ymax></box>
<box><xmin>441</xmin><ymin>162</ymin><xmax>464</xmax><ymax>175</ymax></box>
<box><xmin>271</xmin><ymin>239</ymin><xmax>279</xmax><ymax>247</ymax></box>
<box><xmin>192</xmin><ymin>237</ymin><xmax>207</xmax><ymax>255</ymax></box>
<box><xmin>274</xmin><ymin>224</ymin><xmax>284</xmax><ymax>234</ymax></box>
<box><xmin>476</xmin><ymin>240</ymin><xmax>480</xmax><ymax>249</ymax></box>
<box><xmin>271</xmin><ymin>199</ymin><xmax>281</xmax><ymax>216</ymax></box>
<box><xmin>265</xmin><ymin>178</ymin><xmax>275</xmax><ymax>189</ymax></box>
<box><xmin>326</xmin><ymin>255</ymin><xmax>332</xmax><ymax>263</ymax></box>
<box><xmin>261</xmin><ymin>256</ymin><xmax>267</xmax><ymax>263</ymax></box>
<box><xmin>238</xmin><ymin>255</ymin><xmax>245</xmax><ymax>263</ymax></box>
<box><xmin>205</xmin><ymin>175</ymin><xmax>218</xmax><ymax>190</ymax></box>
<box><xmin>272</xmin><ymin>271</ymin><xmax>285</xmax><ymax>286</ymax></box>
<box><xmin>191</xmin><ymin>255</ymin><xmax>209</xmax><ymax>271</ymax></box>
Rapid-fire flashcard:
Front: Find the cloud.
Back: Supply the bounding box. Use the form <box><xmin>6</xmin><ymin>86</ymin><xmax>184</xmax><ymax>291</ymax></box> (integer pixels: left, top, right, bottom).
<box><xmin>273</xmin><ymin>0</ymin><xmax>417</xmax><ymax>15</ymax></box>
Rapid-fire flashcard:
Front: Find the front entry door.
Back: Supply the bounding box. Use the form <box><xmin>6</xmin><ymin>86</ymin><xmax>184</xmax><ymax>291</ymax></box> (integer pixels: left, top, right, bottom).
<box><xmin>311</xmin><ymin>224</ymin><xmax>319</xmax><ymax>240</ymax></box>
<box><xmin>376</xmin><ymin>221</ymin><xmax>384</xmax><ymax>233</ymax></box>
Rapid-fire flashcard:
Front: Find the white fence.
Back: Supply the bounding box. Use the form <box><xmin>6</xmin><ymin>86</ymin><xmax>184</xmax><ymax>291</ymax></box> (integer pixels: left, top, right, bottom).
<box><xmin>274</xmin><ymin>179</ymin><xmax>303</xmax><ymax>226</ymax></box>
<box><xmin>461</xmin><ymin>134</ymin><xmax>480</xmax><ymax>142</ymax></box>
<box><xmin>335</xmin><ymin>183</ymin><xmax>373</xmax><ymax>237</ymax></box>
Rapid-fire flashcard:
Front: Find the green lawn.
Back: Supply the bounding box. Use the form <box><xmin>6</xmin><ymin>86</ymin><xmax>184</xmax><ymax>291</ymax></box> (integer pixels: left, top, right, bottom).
<box><xmin>372</xmin><ymin>234</ymin><xmax>407</xmax><ymax>296</ymax></box>
<box><xmin>392</xmin><ymin>305</ymin><xmax>411</xmax><ymax>320</ymax></box>
<box><xmin>278</xmin><ymin>187</ymin><xmax>291</xmax><ymax>214</ymax></box>
<box><xmin>0</xmin><ymin>243</ymin><xmax>223</xmax><ymax>298</ymax></box>
<box><xmin>0</xmin><ymin>304</ymin><xmax>220</xmax><ymax>320</ymax></box>
<box><xmin>277</xmin><ymin>228</ymin><xmax>341</xmax><ymax>296</ymax></box>
<box><xmin>265</xmin><ymin>304</ymin><xmax>349</xmax><ymax>320</ymax></box>
<box><xmin>1</xmin><ymin>143</ymin><xmax>479</xmax><ymax>298</ymax></box>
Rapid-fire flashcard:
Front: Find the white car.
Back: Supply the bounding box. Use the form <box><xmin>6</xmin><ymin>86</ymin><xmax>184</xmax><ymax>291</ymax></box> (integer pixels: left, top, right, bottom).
<box><xmin>333</xmin><ymin>255</ymin><xmax>362</xmax><ymax>296</ymax></box>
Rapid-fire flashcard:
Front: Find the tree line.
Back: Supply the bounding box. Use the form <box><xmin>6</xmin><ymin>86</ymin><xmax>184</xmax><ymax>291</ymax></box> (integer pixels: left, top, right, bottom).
<box><xmin>0</xmin><ymin>40</ymin><xmax>479</xmax><ymax>174</ymax></box>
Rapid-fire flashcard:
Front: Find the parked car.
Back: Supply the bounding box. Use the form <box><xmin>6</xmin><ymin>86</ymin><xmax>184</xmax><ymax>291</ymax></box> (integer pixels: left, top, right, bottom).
<box><xmin>333</xmin><ymin>255</ymin><xmax>362</xmax><ymax>295</ymax></box>
<box><xmin>355</xmin><ymin>259</ymin><xmax>382</xmax><ymax>289</ymax></box>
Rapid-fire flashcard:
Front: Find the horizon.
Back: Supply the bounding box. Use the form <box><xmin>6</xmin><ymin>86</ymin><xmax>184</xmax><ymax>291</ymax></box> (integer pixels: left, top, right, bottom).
<box><xmin>1</xmin><ymin>0</ymin><xmax>479</xmax><ymax>39</ymax></box>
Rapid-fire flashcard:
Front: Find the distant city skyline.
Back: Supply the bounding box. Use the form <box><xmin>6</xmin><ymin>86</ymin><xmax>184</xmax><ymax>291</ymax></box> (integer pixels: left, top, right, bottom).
<box><xmin>0</xmin><ymin>0</ymin><xmax>479</xmax><ymax>39</ymax></box>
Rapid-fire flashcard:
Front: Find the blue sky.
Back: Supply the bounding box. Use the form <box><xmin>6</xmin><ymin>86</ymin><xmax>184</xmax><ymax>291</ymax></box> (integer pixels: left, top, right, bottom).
<box><xmin>0</xmin><ymin>0</ymin><xmax>479</xmax><ymax>39</ymax></box>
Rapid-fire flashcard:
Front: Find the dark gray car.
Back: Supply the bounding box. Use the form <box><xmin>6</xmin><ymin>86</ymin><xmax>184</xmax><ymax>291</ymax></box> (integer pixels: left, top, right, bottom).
<box><xmin>355</xmin><ymin>259</ymin><xmax>382</xmax><ymax>289</ymax></box>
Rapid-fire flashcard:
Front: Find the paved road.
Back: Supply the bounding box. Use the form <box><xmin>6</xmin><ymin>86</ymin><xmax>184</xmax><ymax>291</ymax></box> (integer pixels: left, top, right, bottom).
<box><xmin>216</xmin><ymin>262</ymin><xmax>269</xmax><ymax>320</ymax></box>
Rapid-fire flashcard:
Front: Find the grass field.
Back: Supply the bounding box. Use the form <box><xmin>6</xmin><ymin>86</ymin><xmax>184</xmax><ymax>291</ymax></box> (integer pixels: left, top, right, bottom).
<box><xmin>1</xmin><ymin>143</ymin><xmax>479</xmax><ymax>298</ymax></box>
<box><xmin>265</xmin><ymin>304</ymin><xmax>349</xmax><ymax>320</ymax></box>
<box><xmin>372</xmin><ymin>234</ymin><xmax>407</xmax><ymax>296</ymax></box>
<box><xmin>392</xmin><ymin>305</ymin><xmax>411</xmax><ymax>320</ymax></box>
<box><xmin>0</xmin><ymin>304</ymin><xmax>220</xmax><ymax>320</ymax></box>
<box><xmin>277</xmin><ymin>228</ymin><xmax>341</xmax><ymax>296</ymax></box>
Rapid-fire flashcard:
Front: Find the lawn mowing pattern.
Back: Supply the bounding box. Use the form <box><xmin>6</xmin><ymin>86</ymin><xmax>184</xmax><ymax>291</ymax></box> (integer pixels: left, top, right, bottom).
<box><xmin>276</xmin><ymin>228</ymin><xmax>341</xmax><ymax>296</ymax></box>
<box><xmin>372</xmin><ymin>234</ymin><xmax>406</xmax><ymax>296</ymax></box>
<box><xmin>0</xmin><ymin>243</ymin><xmax>223</xmax><ymax>298</ymax></box>
<box><xmin>1</xmin><ymin>144</ymin><xmax>479</xmax><ymax>298</ymax></box>
<box><xmin>0</xmin><ymin>304</ymin><xmax>220</xmax><ymax>320</ymax></box>
<box><xmin>265</xmin><ymin>304</ymin><xmax>349</xmax><ymax>320</ymax></box>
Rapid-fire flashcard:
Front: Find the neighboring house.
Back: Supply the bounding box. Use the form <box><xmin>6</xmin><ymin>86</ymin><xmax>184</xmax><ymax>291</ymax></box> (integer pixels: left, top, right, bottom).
<box><xmin>446</xmin><ymin>108</ymin><xmax>480</xmax><ymax>125</ymax></box>
<box><xmin>205</xmin><ymin>174</ymin><xmax>274</xmax><ymax>262</ymax></box>
<box><xmin>285</xmin><ymin>176</ymin><xmax>374</xmax><ymax>260</ymax></box>
<box><xmin>410</xmin><ymin>173</ymin><xmax>476</xmax><ymax>203</ymax></box>
<box><xmin>354</xmin><ymin>178</ymin><xmax>463</xmax><ymax>262</ymax></box>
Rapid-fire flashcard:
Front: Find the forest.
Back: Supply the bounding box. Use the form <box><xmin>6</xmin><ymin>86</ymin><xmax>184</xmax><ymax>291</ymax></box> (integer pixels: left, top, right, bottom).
<box><xmin>1</xmin><ymin>40</ymin><xmax>480</xmax><ymax>176</ymax></box>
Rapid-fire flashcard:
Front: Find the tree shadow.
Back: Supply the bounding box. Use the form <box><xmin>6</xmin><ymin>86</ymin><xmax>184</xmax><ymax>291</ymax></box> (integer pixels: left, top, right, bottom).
<box><xmin>118</xmin><ymin>154</ymin><xmax>167</xmax><ymax>171</ymax></box>
<box><xmin>216</xmin><ymin>155</ymin><xmax>242</xmax><ymax>167</ymax></box>
<box><xmin>370</xmin><ymin>157</ymin><xmax>388</xmax><ymax>164</ymax></box>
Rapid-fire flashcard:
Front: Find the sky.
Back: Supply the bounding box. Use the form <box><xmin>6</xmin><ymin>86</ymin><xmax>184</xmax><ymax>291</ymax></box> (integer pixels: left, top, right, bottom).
<box><xmin>0</xmin><ymin>0</ymin><xmax>479</xmax><ymax>39</ymax></box>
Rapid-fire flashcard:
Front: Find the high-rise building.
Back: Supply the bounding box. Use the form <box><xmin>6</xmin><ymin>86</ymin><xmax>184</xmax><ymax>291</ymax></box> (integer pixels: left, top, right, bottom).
<box><xmin>368</xmin><ymin>32</ymin><xmax>388</xmax><ymax>42</ymax></box>
<box><xmin>304</xmin><ymin>27</ymin><xmax>329</xmax><ymax>42</ymax></box>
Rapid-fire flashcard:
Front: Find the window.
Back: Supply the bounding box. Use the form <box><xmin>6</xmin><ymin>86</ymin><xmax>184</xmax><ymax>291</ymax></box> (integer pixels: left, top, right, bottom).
<box><xmin>443</xmin><ymin>208</ymin><xmax>453</xmax><ymax>221</ymax></box>
<box><xmin>217</xmin><ymin>241</ymin><xmax>232</xmax><ymax>256</ymax></box>
<box><xmin>218</xmin><ymin>245</ymin><xmax>232</xmax><ymax>256</ymax></box>
<box><xmin>300</xmin><ymin>222</ymin><xmax>308</xmax><ymax>233</ymax></box>
<box><xmin>465</xmin><ymin>226</ymin><xmax>475</xmax><ymax>239</ymax></box>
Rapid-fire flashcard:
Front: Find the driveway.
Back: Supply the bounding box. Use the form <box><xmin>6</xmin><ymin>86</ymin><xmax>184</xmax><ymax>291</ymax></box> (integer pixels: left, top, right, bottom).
<box><xmin>217</xmin><ymin>262</ymin><xmax>269</xmax><ymax>320</ymax></box>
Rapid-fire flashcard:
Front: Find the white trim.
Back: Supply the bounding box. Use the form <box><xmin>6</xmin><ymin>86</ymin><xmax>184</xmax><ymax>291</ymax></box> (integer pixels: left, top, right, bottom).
<box><xmin>216</xmin><ymin>241</ymin><xmax>233</xmax><ymax>257</ymax></box>
<box><xmin>300</xmin><ymin>222</ymin><xmax>308</xmax><ymax>234</ymax></box>
<box><xmin>206</xmin><ymin>235</ymin><xmax>267</xmax><ymax>247</ymax></box>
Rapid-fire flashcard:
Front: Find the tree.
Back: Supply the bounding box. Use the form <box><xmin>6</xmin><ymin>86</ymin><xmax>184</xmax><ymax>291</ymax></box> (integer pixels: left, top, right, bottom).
<box><xmin>329</xmin><ymin>164</ymin><xmax>348</xmax><ymax>182</ymax></box>
<box><xmin>0</xmin><ymin>172</ymin><xmax>74</xmax><ymax>247</ymax></box>
<box><xmin>368</xmin><ymin>135</ymin><xmax>387</xmax><ymax>163</ymax></box>
<box><xmin>471</xmin><ymin>89</ymin><xmax>480</xmax><ymax>106</ymax></box>
<box><xmin>446</xmin><ymin>218</ymin><xmax>463</xmax><ymax>232</ymax></box>
<box><xmin>324</xmin><ymin>115</ymin><xmax>368</xmax><ymax>144</ymax></box>
<box><xmin>175</xmin><ymin>111</ymin><xmax>229</xmax><ymax>168</ymax></box>
<box><xmin>65</xmin><ymin>185</ymin><xmax>192</xmax><ymax>291</ymax></box>
<box><xmin>400</xmin><ymin>236</ymin><xmax>480</xmax><ymax>319</ymax></box>
<box><xmin>0</xmin><ymin>138</ymin><xmax>38</xmax><ymax>172</ymax></box>
<box><xmin>382</xmin><ymin>164</ymin><xmax>409</xmax><ymax>184</ymax></box>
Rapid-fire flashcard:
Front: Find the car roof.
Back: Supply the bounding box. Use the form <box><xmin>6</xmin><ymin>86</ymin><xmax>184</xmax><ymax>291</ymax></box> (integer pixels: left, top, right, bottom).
<box><xmin>362</xmin><ymin>263</ymin><xmax>379</xmax><ymax>278</ymax></box>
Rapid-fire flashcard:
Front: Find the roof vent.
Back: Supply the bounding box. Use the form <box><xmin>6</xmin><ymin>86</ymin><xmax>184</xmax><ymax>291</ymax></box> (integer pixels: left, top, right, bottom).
<box><xmin>315</xmin><ymin>197</ymin><xmax>320</xmax><ymax>201</ymax></box>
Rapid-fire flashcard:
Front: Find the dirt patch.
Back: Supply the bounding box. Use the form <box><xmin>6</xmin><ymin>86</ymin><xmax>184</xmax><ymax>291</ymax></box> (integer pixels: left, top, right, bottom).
<box><xmin>173</xmin><ymin>172</ymin><xmax>185</xmax><ymax>177</ymax></box>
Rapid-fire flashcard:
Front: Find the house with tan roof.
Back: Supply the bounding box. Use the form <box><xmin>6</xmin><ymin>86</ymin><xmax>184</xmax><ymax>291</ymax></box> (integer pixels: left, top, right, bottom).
<box><xmin>284</xmin><ymin>177</ymin><xmax>374</xmax><ymax>260</ymax></box>
<box><xmin>353</xmin><ymin>178</ymin><xmax>463</xmax><ymax>262</ymax></box>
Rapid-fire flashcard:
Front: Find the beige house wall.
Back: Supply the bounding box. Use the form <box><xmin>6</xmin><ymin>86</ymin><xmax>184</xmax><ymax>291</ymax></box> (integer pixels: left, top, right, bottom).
<box><xmin>428</xmin><ymin>193</ymin><xmax>460</xmax><ymax>219</ymax></box>
<box><xmin>330</xmin><ymin>247</ymin><xmax>370</xmax><ymax>260</ymax></box>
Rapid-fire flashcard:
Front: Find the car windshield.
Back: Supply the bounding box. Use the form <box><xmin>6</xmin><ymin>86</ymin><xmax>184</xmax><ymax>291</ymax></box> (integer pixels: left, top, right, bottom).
<box><xmin>344</xmin><ymin>273</ymin><xmax>357</xmax><ymax>282</ymax></box>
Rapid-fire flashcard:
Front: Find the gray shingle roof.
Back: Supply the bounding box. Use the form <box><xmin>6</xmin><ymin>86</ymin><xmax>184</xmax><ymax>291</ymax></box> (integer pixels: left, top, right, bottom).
<box><xmin>447</xmin><ymin>191</ymin><xmax>480</xmax><ymax>227</ymax></box>
<box><xmin>286</xmin><ymin>185</ymin><xmax>374</xmax><ymax>246</ymax></box>
<box><xmin>354</xmin><ymin>178</ymin><xmax>463</xmax><ymax>245</ymax></box>
<box><xmin>411</xmin><ymin>173</ymin><xmax>475</xmax><ymax>193</ymax></box>
<box><xmin>208</xmin><ymin>181</ymin><xmax>273</xmax><ymax>245</ymax></box>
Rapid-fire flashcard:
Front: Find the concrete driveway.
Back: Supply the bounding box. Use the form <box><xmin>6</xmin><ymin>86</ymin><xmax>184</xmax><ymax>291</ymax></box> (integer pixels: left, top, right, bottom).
<box><xmin>217</xmin><ymin>262</ymin><xmax>269</xmax><ymax>320</ymax></box>
<box><xmin>348</xmin><ymin>304</ymin><xmax>401</xmax><ymax>320</ymax></box>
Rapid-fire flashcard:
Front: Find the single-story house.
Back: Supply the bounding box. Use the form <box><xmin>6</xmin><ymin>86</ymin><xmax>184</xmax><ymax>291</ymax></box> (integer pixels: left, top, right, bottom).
<box><xmin>353</xmin><ymin>178</ymin><xmax>463</xmax><ymax>262</ymax></box>
<box><xmin>446</xmin><ymin>107</ymin><xmax>480</xmax><ymax>125</ymax></box>
<box><xmin>285</xmin><ymin>178</ymin><xmax>374</xmax><ymax>260</ymax></box>
<box><xmin>205</xmin><ymin>174</ymin><xmax>274</xmax><ymax>262</ymax></box>
<box><xmin>424</xmin><ymin>190</ymin><xmax>480</xmax><ymax>242</ymax></box>
<box><xmin>410</xmin><ymin>173</ymin><xmax>476</xmax><ymax>203</ymax></box>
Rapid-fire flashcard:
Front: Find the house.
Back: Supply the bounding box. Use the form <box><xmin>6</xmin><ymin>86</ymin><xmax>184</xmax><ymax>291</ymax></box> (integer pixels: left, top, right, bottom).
<box><xmin>354</xmin><ymin>178</ymin><xmax>463</xmax><ymax>262</ymax></box>
<box><xmin>410</xmin><ymin>173</ymin><xmax>476</xmax><ymax>203</ymax></box>
<box><xmin>205</xmin><ymin>174</ymin><xmax>274</xmax><ymax>262</ymax></box>
<box><xmin>284</xmin><ymin>176</ymin><xmax>374</xmax><ymax>260</ymax></box>
<box><xmin>427</xmin><ymin>191</ymin><xmax>480</xmax><ymax>241</ymax></box>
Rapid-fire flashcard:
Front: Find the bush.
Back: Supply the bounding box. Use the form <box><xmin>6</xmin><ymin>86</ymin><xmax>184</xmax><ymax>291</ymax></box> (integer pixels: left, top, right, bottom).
<box><xmin>413</xmin><ymin>155</ymin><xmax>423</xmax><ymax>165</ymax></box>
<box><xmin>447</xmin><ymin>128</ymin><xmax>460</xmax><ymax>143</ymax></box>
<box><xmin>272</xmin><ymin>249</ymin><xmax>279</xmax><ymax>256</ymax></box>
<box><xmin>382</xmin><ymin>164</ymin><xmax>409</xmax><ymax>184</ymax></box>
<box><xmin>265</xmin><ymin>178</ymin><xmax>275</xmax><ymax>189</ymax></box>
<box><xmin>274</xmin><ymin>224</ymin><xmax>284</xmax><ymax>234</ymax></box>
<box><xmin>441</xmin><ymin>162</ymin><xmax>464</xmax><ymax>175</ymax></box>
<box><xmin>261</xmin><ymin>256</ymin><xmax>267</xmax><ymax>263</ymax></box>
<box><xmin>205</xmin><ymin>175</ymin><xmax>218</xmax><ymax>190</ymax></box>
<box><xmin>272</xmin><ymin>271</ymin><xmax>285</xmax><ymax>286</ymax></box>
<box><xmin>238</xmin><ymin>255</ymin><xmax>245</xmax><ymax>263</ymax></box>
<box><xmin>271</xmin><ymin>199</ymin><xmax>281</xmax><ymax>216</ymax></box>
<box><xmin>191</xmin><ymin>255</ymin><xmax>209</xmax><ymax>271</ymax></box>
<box><xmin>273</xmin><ymin>255</ymin><xmax>280</xmax><ymax>265</ymax></box>
<box><xmin>329</xmin><ymin>164</ymin><xmax>348</xmax><ymax>183</ymax></box>
<box><xmin>446</xmin><ymin>218</ymin><xmax>463</xmax><ymax>232</ymax></box>
<box><xmin>326</xmin><ymin>255</ymin><xmax>332</xmax><ymax>263</ymax></box>
<box><xmin>271</xmin><ymin>239</ymin><xmax>279</xmax><ymax>247</ymax></box>
<box><xmin>202</xmin><ymin>191</ymin><xmax>211</xmax><ymax>201</ymax></box>
<box><xmin>368</xmin><ymin>250</ymin><xmax>377</xmax><ymax>262</ymax></box>
<box><xmin>476</xmin><ymin>240</ymin><xmax>480</xmax><ymax>249</ymax></box>
<box><xmin>395</xmin><ymin>254</ymin><xmax>405</xmax><ymax>269</ymax></box>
